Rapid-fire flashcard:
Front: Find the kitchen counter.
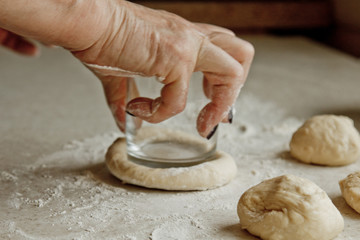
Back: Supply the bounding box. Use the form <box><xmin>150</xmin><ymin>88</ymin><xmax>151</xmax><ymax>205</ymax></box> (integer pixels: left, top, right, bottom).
<box><xmin>1</xmin><ymin>35</ymin><xmax>360</xmax><ymax>239</ymax></box>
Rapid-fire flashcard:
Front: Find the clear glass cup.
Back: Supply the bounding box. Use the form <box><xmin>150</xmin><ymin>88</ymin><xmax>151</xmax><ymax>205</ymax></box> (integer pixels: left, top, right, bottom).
<box><xmin>126</xmin><ymin>72</ymin><xmax>217</xmax><ymax>167</ymax></box>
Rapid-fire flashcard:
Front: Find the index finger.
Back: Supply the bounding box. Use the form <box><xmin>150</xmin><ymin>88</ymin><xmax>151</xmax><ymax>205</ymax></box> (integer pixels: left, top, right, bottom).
<box><xmin>202</xmin><ymin>33</ymin><xmax>255</xmax><ymax>123</ymax></box>
<box><xmin>195</xmin><ymin>39</ymin><xmax>244</xmax><ymax>138</ymax></box>
<box><xmin>126</xmin><ymin>68</ymin><xmax>191</xmax><ymax>123</ymax></box>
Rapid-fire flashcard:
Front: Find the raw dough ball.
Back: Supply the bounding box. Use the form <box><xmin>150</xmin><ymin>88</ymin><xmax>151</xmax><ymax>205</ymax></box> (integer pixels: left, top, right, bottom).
<box><xmin>339</xmin><ymin>171</ymin><xmax>360</xmax><ymax>214</ymax></box>
<box><xmin>237</xmin><ymin>175</ymin><xmax>344</xmax><ymax>240</ymax></box>
<box><xmin>290</xmin><ymin>115</ymin><xmax>360</xmax><ymax>166</ymax></box>
<box><xmin>106</xmin><ymin>138</ymin><xmax>237</xmax><ymax>191</ymax></box>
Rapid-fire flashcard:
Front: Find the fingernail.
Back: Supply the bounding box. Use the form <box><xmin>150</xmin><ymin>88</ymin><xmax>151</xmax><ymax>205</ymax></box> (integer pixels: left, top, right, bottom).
<box><xmin>126</xmin><ymin>110</ymin><xmax>135</xmax><ymax>117</ymax></box>
<box><xmin>228</xmin><ymin>107</ymin><xmax>233</xmax><ymax>124</ymax></box>
<box><xmin>206</xmin><ymin>124</ymin><xmax>218</xmax><ymax>140</ymax></box>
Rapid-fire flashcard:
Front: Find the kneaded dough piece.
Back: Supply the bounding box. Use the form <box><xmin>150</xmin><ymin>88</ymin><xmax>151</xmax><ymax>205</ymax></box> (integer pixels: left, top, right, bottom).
<box><xmin>339</xmin><ymin>171</ymin><xmax>360</xmax><ymax>214</ymax></box>
<box><xmin>290</xmin><ymin>115</ymin><xmax>360</xmax><ymax>166</ymax></box>
<box><xmin>106</xmin><ymin>138</ymin><xmax>237</xmax><ymax>191</ymax></box>
<box><xmin>237</xmin><ymin>175</ymin><xmax>344</xmax><ymax>240</ymax></box>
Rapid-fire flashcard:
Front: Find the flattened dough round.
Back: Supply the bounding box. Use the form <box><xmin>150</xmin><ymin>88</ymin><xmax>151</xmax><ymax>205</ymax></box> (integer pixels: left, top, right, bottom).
<box><xmin>237</xmin><ymin>175</ymin><xmax>344</xmax><ymax>240</ymax></box>
<box><xmin>339</xmin><ymin>171</ymin><xmax>360</xmax><ymax>214</ymax></box>
<box><xmin>106</xmin><ymin>138</ymin><xmax>237</xmax><ymax>191</ymax></box>
<box><xmin>290</xmin><ymin>115</ymin><xmax>360</xmax><ymax>166</ymax></box>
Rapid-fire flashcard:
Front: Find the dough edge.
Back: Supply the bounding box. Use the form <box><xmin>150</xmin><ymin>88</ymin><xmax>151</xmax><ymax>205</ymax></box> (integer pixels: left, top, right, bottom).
<box><xmin>105</xmin><ymin>138</ymin><xmax>237</xmax><ymax>191</ymax></box>
<box><xmin>237</xmin><ymin>174</ymin><xmax>344</xmax><ymax>240</ymax></box>
<box><xmin>290</xmin><ymin>115</ymin><xmax>360</xmax><ymax>166</ymax></box>
<box><xmin>339</xmin><ymin>171</ymin><xmax>360</xmax><ymax>214</ymax></box>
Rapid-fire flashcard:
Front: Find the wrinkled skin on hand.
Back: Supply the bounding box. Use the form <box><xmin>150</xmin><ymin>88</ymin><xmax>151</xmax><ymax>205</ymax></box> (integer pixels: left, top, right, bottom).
<box><xmin>72</xmin><ymin>1</ymin><xmax>254</xmax><ymax>138</ymax></box>
<box><xmin>0</xmin><ymin>0</ymin><xmax>254</xmax><ymax>138</ymax></box>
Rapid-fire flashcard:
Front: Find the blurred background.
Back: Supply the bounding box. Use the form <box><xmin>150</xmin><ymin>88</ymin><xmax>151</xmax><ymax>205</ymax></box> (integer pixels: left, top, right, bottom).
<box><xmin>131</xmin><ymin>0</ymin><xmax>360</xmax><ymax>57</ymax></box>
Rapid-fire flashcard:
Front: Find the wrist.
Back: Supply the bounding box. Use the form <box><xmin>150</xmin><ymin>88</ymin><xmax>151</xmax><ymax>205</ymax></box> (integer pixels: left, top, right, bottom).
<box><xmin>52</xmin><ymin>0</ymin><xmax>116</xmax><ymax>51</ymax></box>
<box><xmin>70</xmin><ymin>0</ymin><xmax>130</xmax><ymax>62</ymax></box>
<box><xmin>0</xmin><ymin>0</ymin><xmax>122</xmax><ymax>51</ymax></box>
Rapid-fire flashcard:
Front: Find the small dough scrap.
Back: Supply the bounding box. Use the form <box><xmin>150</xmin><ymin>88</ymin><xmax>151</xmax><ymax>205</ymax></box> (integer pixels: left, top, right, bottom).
<box><xmin>237</xmin><ymin>175</ymin><xmax>344</xmax><ymax>240</ymax></box>
<box><xmin>290</xmin><ymin>115</ymin><xmax>360</xmax><ymax>166</ymax></box>
<box><xmin>106</xmin><ymin>138</ymin><xmax>237</xmax><ymax>191</ymax></box>
<box><xmin>339</xmin><ymin>171</ymin><xmax>360</xmax><ymax>214</ymax></box>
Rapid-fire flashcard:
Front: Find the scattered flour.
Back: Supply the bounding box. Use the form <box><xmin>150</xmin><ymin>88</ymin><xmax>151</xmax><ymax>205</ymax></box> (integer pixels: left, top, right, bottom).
<box><xmin>150</xmin><ymin>216</ymin><xmax>208</xmax><ymax>240</ymax></box>
<box><xmin>1</xmin><ymin>171</ymin><xmax>18</xmax><ymax>182</ymax></box>
<box><xmin>1</xmin><ymin>93</ymin><xmax>359</xmax><ymax>239</ymax></box>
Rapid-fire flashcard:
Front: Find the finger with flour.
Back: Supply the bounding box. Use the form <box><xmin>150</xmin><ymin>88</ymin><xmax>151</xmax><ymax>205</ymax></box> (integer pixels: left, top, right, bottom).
<box><xmin>195</xmin><ymin>39</ymin><xmax>244</xmax><ymax>138</ymax></box>
<box><xmin>199</xmin><ymin>28</ymin><xmax>254</xmax><ymax>124</ymax></box>
<box><xmin>126</xmin><ymin>67</ymin><xmax>192</xmax><ymax>124</ymax></box>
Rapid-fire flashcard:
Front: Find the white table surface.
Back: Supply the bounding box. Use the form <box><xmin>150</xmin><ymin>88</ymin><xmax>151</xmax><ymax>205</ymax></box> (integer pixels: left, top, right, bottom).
<box><xmin>1</xmin><ymin>35</ymin><xmax>360</xmax><ymax>240</ymax></box>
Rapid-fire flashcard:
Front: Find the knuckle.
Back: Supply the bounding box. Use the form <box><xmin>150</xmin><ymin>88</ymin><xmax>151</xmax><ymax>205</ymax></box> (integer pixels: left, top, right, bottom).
<box><xmin>228</xmin><ymin>29</ymin><xmax>236</xmax><ymax>36</ymax></box>
<box><xmin>243</xmin><ymin>41</ymin><xmax>255</xmax><ymax>59</ymax></box>
<box><xmin>230</xmin><ymin>63</ymin><xmax>244</xmax><ymax>80</ymax></box>
<box><xmin>172</xmin><ymin>100</ymin><xmax>186</xmax><ymax>114</ymax></box>
<box><xmin>171</xmin><ymin>40</ymin><xmax>187</xmax><ymax>57</ymax></box>
<box><xmin>163</xmin><ymin>36</ymin><xmax>194</xmax><ymax>65</ymax></box>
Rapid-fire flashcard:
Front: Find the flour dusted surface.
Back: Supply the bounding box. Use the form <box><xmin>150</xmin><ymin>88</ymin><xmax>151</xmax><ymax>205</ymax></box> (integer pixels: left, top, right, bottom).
<box><xmin>1</xmin><ymin>93</ymin><xmax>359</xmax><ymax>239</ymax></box>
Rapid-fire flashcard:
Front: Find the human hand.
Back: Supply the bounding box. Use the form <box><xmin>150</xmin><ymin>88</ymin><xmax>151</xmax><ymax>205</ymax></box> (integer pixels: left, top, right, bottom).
<box><xmin>0</xmin><ymin>28</ymin><xmax>38</xmax><ymax>56</ymax></box>
<box><xmin>72</xmin><ymin>1</ymin><xmax>254</xmax><ymax>138</ymax></box>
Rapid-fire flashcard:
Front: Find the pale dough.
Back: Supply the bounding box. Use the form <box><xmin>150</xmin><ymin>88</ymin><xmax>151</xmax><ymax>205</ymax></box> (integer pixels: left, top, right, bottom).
<box><xmin>237</xmin><ymin>175</ymin><xmax>344</xmax><ymax>240</ymax></box>
<box><xmin>339</xmin><ymin>171</ymin><xmax>360</xmax><ymax>214</ymax></box>
<box><xmin>290</xmin><ymin>115</ymin><xmax>360</xmax><ymax>166</ymax></box>
<box><xmin>105</xmin><ymin>138</ymin><xmax>237</xmax><ymax>191</ymax></box>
